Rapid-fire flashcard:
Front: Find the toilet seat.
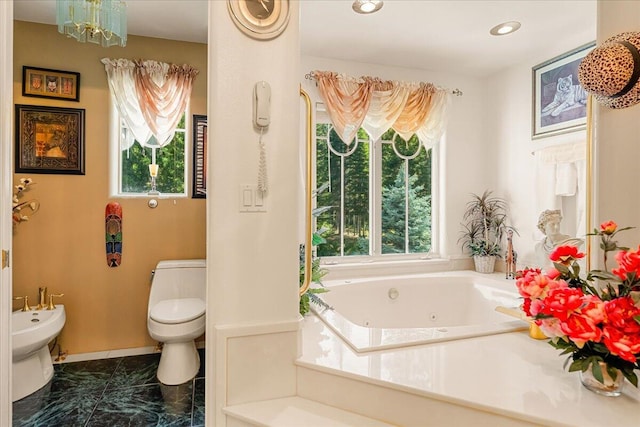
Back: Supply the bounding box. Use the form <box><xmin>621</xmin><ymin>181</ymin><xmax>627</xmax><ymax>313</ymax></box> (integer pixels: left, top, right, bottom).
<box><xmin>150</xmin><ymin>298</ymin><xmax>205</xmax><ymax>324</ymax></box>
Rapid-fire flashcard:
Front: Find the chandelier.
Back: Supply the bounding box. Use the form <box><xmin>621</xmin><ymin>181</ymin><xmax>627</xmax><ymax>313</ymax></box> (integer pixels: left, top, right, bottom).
<box><xmin>56</xmin><ymin>0</ymin><xmax>127</xmax><ymax>48</ymax></box>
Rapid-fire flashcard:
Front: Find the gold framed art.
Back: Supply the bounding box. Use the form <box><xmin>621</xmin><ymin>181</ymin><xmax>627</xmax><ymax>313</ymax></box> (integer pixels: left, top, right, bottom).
<box><xmin>22</xmin><ymin>66</ymin><xmax>81</xmax><ymax>102</ymax></box>
<box><xmin>15</xmin><ymin>104</ymin><xmax>85</xmax><ymax>175</ymax></box>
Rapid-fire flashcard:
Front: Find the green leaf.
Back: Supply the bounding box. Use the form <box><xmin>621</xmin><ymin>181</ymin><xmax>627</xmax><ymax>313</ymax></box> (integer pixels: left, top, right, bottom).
<box><xmin>312</xmin><ymin>233</ymin><xmax>326</xmax><ymax>246</ymax></box>
<box><xmin>623</xmin><ymin>368</ymin><xmax>638</xmax><ymax>387</ymax></box>
<box><xmin>591</xmin><ymin>360</ymin><xmax>604</xmax><ymax>384</ymax></box>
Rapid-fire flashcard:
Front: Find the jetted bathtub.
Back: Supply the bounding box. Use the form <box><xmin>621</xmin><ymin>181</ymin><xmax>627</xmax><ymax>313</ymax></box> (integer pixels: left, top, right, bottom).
<box><xmin>311</xmin><ymin>270</ymin><xmax>526</xmax><ymax>352</ymax></box>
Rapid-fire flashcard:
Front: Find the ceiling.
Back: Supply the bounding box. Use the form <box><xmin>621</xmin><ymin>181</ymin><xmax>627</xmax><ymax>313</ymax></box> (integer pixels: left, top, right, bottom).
<box><xmin>13</xmin><ymin>0</ymin><xmax>597</xmax><ymax>77</ymax></box>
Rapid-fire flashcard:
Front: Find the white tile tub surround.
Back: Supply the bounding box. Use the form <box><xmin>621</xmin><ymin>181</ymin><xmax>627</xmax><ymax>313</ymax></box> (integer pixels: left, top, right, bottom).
<box><xmin>312</xmin><ymin>271</ymin><xmax>527</xmax><ymax>352</ymax></box>
<box><xmin>299</xmin><ymin>315</ymin><xmax>640</xmax><ymax>427</ymax></box>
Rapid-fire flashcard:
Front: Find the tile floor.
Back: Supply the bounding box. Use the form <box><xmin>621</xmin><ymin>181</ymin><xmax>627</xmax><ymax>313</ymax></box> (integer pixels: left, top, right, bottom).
<box><xmin>13</xmin><ymin>350</ymin><xmax>205</xmax><ymax>427</ymax></box>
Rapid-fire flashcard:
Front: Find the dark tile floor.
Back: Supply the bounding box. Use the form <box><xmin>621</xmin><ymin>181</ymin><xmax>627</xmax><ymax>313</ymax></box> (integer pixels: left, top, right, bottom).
<box><xmin>13</xmin><ymin>349</ymin><xmax>205</xmax><ymax>427</ymax></box>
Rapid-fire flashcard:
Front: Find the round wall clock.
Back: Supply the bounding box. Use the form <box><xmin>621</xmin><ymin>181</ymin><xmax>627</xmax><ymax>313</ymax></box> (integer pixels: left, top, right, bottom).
<box><xmin>227</xmin><ymin>0</ymin><xmax>291</xmax><ymax>40</ymax></box>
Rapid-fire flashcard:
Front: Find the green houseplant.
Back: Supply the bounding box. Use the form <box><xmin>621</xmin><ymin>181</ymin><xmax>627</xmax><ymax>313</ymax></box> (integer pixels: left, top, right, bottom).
<box><xmin>299</xmin><ymin>184</ymin><xmax>332</xmax><ymax>316</ymax></box>
<box><xmin>458</xmin><ymin>190</ymin><xmax>517</xmax><ymax>273</ymax></box>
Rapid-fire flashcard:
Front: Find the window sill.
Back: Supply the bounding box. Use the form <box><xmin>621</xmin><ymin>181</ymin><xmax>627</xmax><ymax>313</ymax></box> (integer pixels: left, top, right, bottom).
<box><xmin>320</xmin><ymin>255</ymin><xmax>473</xmax><ymax>281</ymax></box>
<box><xmin>110</xmin><ymin>193</ymin><xmax>188</xmax><ymax>199</ymax></box>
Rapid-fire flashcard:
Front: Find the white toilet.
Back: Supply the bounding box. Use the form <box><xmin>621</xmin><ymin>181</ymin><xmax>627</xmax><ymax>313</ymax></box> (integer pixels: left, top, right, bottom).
<box><xmin>147</xmin><ymin>259</ymin><xmax>206</xmax><ymax>385</ymax></box>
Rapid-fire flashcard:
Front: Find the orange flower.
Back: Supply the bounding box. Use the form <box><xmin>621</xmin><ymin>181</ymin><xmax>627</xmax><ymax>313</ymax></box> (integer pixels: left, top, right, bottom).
<box><xmin>600</xmin><ymin>220</ymin><xmax>617</xmax><ymax>235</ymax></box>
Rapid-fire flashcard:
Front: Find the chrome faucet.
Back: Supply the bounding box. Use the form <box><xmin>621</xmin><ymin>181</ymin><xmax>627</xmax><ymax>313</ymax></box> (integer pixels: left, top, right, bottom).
<box><xmin>37</xmin><ymin>286</ymin><xmax>47</xmax><ymax>310</ymax></box>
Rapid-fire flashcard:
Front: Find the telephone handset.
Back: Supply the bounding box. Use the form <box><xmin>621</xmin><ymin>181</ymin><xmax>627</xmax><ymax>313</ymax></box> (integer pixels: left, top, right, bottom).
<box><xmin>253</xmin><ymin>81</ymin><xmax>271</xmax><ymax>128</ymax></box>
<box><xmin>254</xmin><ymin>81</ymin><xmax>271</xmax><ymax>193</ymax></box>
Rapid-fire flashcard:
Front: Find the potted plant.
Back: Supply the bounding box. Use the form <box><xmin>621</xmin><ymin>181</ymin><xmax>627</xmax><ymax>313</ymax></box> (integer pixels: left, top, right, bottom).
<box><xmin>458</xmin><ymin>190</ymin><xmax>517</xmax><ymax>273</ymax></box>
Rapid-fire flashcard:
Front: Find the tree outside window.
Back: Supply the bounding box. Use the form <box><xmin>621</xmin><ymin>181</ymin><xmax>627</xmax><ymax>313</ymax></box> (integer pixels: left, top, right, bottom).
<box><xmin>315</xmin><ymin>123</ymin><xmax>432</xmax><ymax>258</ymax></box>
<box><xmin>120</xmin><ymin>114</ymin><xmax>186</xmax><ymax>195</ymax></box>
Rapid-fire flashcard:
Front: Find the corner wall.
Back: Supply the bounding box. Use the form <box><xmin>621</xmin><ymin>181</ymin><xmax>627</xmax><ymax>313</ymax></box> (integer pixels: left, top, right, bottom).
<box><xmin>207</xmin><ymin>1</ymin><xmax>301</xmax><ymax>425</ymax></box>
<box><xmin>12</xmin><ymin>21</ymin><xmax>207</xmax><ymax>355</ymax></box>
<box><xmin>487</xmin><ymin>23</ymin><xmax>595</xmax><ymax>267</ymax></box>
<box><xmin>593</xmin><ymin>1</ymin><xmax>640</xmax><ymax>254</ymax></box>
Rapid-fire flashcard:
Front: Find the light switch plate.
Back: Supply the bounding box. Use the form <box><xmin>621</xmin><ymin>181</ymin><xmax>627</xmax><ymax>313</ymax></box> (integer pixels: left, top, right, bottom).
<box><xmin>239</xmin><ymin>184</ymin><xmax>267</xmax><ymax>212</ymax></box>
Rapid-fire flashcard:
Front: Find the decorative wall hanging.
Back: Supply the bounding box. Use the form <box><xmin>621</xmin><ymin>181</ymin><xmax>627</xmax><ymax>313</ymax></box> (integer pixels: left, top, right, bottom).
<box><xmin>578</xmin><ymin>31</ymin><xmax>640</xmax><ymax>110</ymax></box>
<box><xmin>15</xmin><ymin>104</ymin><xmax>85</xmax><ymax>175</ymax></box>
<box><xmin>22</xmin><ymin>66</ymin><xmax>80</xmax><ymax>102</ymax></box>
<box><xmin>192</xmin><ymin>114</ymin><xmax>207</xmax><ymax>199</ymax></box>
<box><xmin>105</xmin><ymin>202</ymin><xmax>123</xmax><ymax>268</ymax></box>
<box><xmin>532</xmin><ymin>42</ymin><xmax>595</xmax><ymax>139</ymax></box>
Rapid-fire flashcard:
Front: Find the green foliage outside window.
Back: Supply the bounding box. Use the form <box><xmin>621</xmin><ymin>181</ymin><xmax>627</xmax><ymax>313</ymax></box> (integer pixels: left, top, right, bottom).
<box><xmin>120</xmin><ymin>115</ymin><xmax>186</xmax><ymax>194</ymax></box>
<box><xmin>315</xmin><ymin>123</ymin><xmax>432</xmax><ymax>257</ymax></box>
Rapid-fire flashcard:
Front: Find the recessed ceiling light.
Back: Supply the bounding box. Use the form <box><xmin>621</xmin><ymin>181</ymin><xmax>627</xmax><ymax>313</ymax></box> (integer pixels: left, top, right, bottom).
<box><xmin>489</xmin><ymin>21</ymin><xmax>521</xmax><ymax>36</ymax></box>
<box><xmin>352</xmin><ymin>0</ymin><xmax>384</xmax><ymax>14</ymax></box>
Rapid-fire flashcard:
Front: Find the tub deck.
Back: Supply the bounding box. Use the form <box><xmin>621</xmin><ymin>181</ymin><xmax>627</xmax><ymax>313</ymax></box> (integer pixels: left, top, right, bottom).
<box><xmin>300</xmin><ymin>305</ymin><xmax>640</xmax><ymax>427</ymax></box>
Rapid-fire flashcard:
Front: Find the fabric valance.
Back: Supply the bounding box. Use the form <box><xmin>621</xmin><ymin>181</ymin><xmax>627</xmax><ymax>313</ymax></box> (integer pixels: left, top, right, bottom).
<box><xmin>310</xmin><ymin>71</ymin><xmax>450</xmax><ymax>148</ymax></box>
<box><xmin>102</xmin><ymin>58</ymin><xmax>199</xmax><ymax>150</ymax></box>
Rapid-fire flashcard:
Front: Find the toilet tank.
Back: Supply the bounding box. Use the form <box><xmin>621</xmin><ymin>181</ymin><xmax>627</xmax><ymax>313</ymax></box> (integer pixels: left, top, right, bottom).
<box><xmin>148</xmin><ymin>259</ymin><xmax>206</xmax><ymax>312</ymax></box>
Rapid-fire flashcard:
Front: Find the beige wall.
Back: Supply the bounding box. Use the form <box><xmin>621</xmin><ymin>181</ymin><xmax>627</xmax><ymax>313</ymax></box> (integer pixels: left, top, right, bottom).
<box><xmin>11</xmin><ymin>21</ymin><xmax>207</xmax><ymax>355</ymax></box>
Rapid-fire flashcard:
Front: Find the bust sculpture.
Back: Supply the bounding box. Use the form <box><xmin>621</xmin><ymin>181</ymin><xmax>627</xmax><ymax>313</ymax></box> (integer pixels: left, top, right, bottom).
<box><xmin>535</xmin><ymin>209</ymin><xmax>584</xmax><ymax>269</ymax></box>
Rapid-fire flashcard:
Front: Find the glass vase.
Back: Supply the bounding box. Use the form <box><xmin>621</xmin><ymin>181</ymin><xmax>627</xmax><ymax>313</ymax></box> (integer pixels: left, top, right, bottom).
<box><xmin>579</xmin><ymin>362</ymin><xmax>624</xmax><ymax>397</ymax></box>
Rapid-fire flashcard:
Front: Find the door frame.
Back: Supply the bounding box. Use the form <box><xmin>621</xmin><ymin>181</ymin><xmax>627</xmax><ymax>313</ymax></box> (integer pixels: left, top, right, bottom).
<box><xmin>0</xmin><ymin>0</ymin><xmax>14</xmax><ymax>423</ymax></box>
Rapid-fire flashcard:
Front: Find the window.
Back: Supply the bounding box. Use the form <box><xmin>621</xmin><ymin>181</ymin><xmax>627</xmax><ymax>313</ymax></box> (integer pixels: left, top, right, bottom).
<box><xmin>112</xmin><ymin>108</ymin><xmax>188</xmax><ymax>197</ymax></box>
<box><xmin>315</xmin><ymin>117</ymin><xmax>434</xmax><ymax>259</ymax></box>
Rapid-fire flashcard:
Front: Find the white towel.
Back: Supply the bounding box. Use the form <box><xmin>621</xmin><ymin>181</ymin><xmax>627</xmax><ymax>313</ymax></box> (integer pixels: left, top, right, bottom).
<box><xmin>535</xmin><ymin>152</ymin><xmax>560</xmax><ymax>216</ymax></box>
<box><xmin>555</xmin><ymin>162</ymin><xmax>577</xmax><ymax>196</ymax></box>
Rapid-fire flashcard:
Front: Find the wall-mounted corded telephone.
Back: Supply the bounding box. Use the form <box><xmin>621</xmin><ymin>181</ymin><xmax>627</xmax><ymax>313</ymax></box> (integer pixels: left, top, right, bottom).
<box><xmin>253</xmin><ymin>81</ymin><xmax>271</xmax><ymax>128</ymax></box>
<box><xmin>254</xmin><ymin>81</ymin><xmax>271</xmax><ymax>193</ymax></box>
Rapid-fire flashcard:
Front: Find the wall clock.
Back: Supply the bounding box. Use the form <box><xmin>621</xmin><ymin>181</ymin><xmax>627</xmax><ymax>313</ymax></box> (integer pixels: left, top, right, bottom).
<box><xmin>228</xmin><ymin>0</ymin><xmax>291</xmax><ymax>40</ymax></box>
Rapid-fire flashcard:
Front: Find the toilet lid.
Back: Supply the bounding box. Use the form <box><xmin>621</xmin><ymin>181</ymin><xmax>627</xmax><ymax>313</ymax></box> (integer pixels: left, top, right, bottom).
<box><xmin>150</xmin><ymin>298</ymin><xmax>206</xmax><ymax>324</ymax></box>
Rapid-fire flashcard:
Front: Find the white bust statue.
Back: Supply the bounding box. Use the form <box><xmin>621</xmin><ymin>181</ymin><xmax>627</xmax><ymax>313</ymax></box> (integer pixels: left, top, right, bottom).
<box><xmin>535</xmin><ymin>209</ymin><xmax>584</xmax><ymax>269</ymax></box>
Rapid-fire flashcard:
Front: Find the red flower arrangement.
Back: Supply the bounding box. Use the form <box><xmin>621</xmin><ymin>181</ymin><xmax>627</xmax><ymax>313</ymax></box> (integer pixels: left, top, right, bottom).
<box><xmin>516</xmin><ymin>221</ymin><xmax>640</xmax><ymax>387</ymax></box>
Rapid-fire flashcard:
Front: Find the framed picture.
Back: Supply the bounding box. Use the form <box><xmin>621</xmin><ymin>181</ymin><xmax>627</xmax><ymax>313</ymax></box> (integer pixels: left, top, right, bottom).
<box><xmin>192</xmin><ymin>114</ymin><xmax>207</xmax><ymax>198</ymax></box>
<box><xmin>22</xmin><ymin>66</ymin><xmax>80</xmax><ymax>102</ymax></box>
<box><xmin>532</xmin><ymin>42</ymin><xmax>595</xmax><ymax>139</ymax></box>
<box><xmin>15</xmin><ymin>104</ymin><xmax>85</xmax><ymax>175</ymax></box>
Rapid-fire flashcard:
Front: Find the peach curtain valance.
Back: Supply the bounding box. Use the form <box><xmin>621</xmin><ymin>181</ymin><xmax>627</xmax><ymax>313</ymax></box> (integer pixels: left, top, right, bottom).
<box><xmin>311</xmin><ymin>71</ymin><xmax>450</xmax><ymax>148</ymax></box>
<box><xmin>102</xmin><ymin>58</ymin><xmax>199</xmax><ymax>149</ymax></box>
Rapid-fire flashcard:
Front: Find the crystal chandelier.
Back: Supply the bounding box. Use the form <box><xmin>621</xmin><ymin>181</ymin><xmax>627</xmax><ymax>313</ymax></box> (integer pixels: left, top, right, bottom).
<box><xmin>56</xmin><ymin>0</ymin><xmax>127</xmax><ymax>48</ymax></box>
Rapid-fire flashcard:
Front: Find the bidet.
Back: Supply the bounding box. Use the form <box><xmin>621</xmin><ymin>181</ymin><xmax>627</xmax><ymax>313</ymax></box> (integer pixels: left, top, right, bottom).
<box><xmin>12</xmin><ymin>305</ymin><xmax>66</xmax><ymax>402</ymax></box>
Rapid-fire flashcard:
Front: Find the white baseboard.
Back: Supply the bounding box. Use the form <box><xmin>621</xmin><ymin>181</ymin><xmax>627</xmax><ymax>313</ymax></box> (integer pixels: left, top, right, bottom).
<box><xmin>52</xmin><ymin>341</ymin><xmax>206</xmax><ymax>364</ymax></box>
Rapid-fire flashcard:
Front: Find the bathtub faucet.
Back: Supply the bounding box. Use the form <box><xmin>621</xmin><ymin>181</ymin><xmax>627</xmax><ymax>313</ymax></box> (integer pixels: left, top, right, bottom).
<box><xmin>505</xmin><ymin>230</ymin><xmax>517</xmax><ymax>279</ymax></box>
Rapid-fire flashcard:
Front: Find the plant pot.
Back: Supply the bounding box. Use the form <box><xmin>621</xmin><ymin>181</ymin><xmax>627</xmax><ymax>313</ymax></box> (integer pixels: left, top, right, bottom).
<box><xmin>473</xmin><ymin>255</ymin><xmax>496</xmax><ymax>273</ymax></box>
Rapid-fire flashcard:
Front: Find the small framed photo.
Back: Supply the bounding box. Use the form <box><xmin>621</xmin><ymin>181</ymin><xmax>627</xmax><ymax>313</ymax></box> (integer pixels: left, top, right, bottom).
<box><xmin>22</xmin><ymin>66</ymin><xmax>80</xmax><ymax>102</ymax></box>
<box><xmin>532</xmin><ymin>42</ymin><xmax>595</xmax><ymax>139</ymax></box>
<box><xmin>192</xmin><ymin>114</ymin><xmax>207</xmax><ymax>198</ymax></box>
<box><xmin>15</xmin><ymin>104</ymin><xmax>85</xmax><ymax>175</ymax></box>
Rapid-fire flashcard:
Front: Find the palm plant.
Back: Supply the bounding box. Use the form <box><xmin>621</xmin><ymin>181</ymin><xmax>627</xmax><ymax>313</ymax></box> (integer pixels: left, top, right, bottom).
<box><xmin>299</xmin><ymin>183</ymin><xmax>332</xmax><ymax>316</ymax></box>
<box><xmin>458</xmin><ymin>190</ymin><xmax>517</xmax><ymax>258</ymax></box>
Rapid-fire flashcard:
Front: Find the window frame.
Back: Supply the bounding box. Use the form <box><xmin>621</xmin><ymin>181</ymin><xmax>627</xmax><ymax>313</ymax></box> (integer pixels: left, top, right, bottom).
<box><xmin>108</xmin><ymin>103</ymin><xmax>190</xmax><ymax>198</ymax></box>
<box><xmin>313</xmin><ymin>104</ymin><xmax>441</xmax><ymax>264</ymax></box>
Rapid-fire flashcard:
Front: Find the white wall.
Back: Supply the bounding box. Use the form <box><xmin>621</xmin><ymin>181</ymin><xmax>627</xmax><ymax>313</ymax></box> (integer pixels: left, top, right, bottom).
<box><xmin>207</xmin><ymin>1</ymin><xmax>301</xmax><ymax>425</ymax></box>
<box><xmin>487</xmin><ymin>28</ymin><xmax>595</xmax><ymax>267</ymax></box>
<box><xmin>593</xmin><ymin>1</ymin><xmax>640</xmax><ymax>262</ymax></box>
<box><xmin>301</xmin><ymin>56</ymin><xmax>491</xmax><ymax>260</ymax></box>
